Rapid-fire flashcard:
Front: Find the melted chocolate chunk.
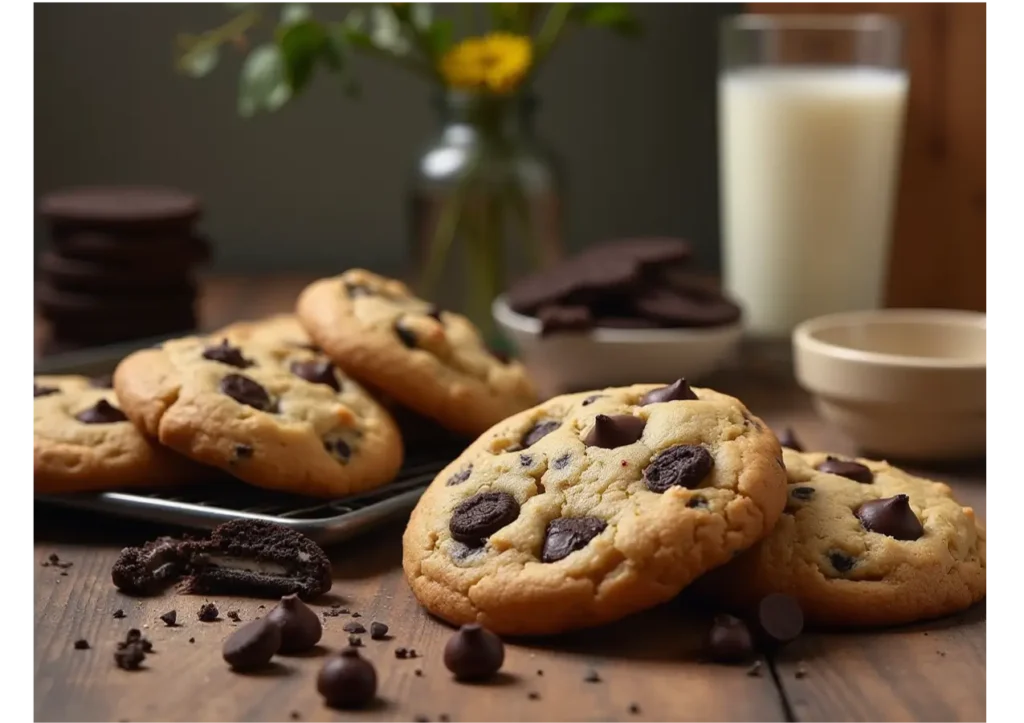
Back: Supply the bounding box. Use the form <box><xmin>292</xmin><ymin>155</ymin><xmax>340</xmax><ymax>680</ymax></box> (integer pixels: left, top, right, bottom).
<box><xmin>790</xmin><ymin>486</ymin><xmax>815</xmax><ymax>500</ymax></box>
<box><xmin>290</xmin><ymin>359</ymin><xmax>341</xmax><ymax>392</ymax></box>
<box><xmin>202</xmin><ymin>339</ymin><xmax>253</xmax><ymax>369</ymax></box>
<box><xmin>856</xmin><ymin>494</ymin><xmax>924</xmax><ymax>540</ymax></box>
<box><xmin>446</xmin><ymin>465</ymin><xmax>473</xmax><ymax>486</ymax></box>
<box><xmin>75</xmin><ymin>399</ymin><xmax>128</xmax><ymax>424</ymax></box>
<box><xmin>686</xmin><ymin>496</ymin><xmax>708</xmax><ymax>509</ymax></box>
<box><xmin>639</xmin><ymin>378</ymin><xmax>698</xmax><ymax>405</ymax></box>
<box><xmin>219</xmin><ymin>374</ymin><xmax>274</xmax><ymax>411</ymax></box>
<box><xmin>449</xmin><ymin>492</ymin><xmax>520</xmax><ymax>546</ymax></box>
<box><xmin>828</xmin><ymin>551</ymin><xmax>856</xmax><ymax>573</ymax></box>
<box><xmin>817</xmin><ymin>456</ymin><xmax>873</xmax><ymax>484</ymax></box>
<box><xmin>522</xmin><ymin>420</ymin><xmax>559</xmax><ymax>448</ymax></box>
<box><xmin>34</xmin><ymin>384</ymin><xmax>59</xmax><ymax>398</ymax></box>
<box><xmin>583</xmin><ymin>414</ymin><xmax>646</xmax><ymax>448</ymax></box>
<box><xmin>643</xmin><ymin>445</ymin><xmax>713</xmax><ymax>492</ymax></box>
<box><xmin>323</xmin><ymin>438</ymin><xmax>353</xmax><ymax>462</ymax></box>
<box><xmin>541</xmin><ymin>517</ymin><xmax>607</xmax><ymax>563</ymax></box>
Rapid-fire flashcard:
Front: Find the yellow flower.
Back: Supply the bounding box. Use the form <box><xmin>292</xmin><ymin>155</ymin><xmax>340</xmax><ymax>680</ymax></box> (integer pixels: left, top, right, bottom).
<box><xmin>440</xmin><ymin>33</ymin><xmax>533</xmax><ymax>94</ymax></box>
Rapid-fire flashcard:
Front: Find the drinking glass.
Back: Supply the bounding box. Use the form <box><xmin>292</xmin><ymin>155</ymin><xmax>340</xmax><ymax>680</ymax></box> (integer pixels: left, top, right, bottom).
<box><xmin>718</xmin><ymin>14</ymin><xmax>907</xmax><ymax>337</ymax></box>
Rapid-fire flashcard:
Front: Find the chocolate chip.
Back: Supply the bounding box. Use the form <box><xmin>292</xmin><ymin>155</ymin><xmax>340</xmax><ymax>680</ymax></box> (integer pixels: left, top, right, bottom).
<box><xmin>114</xmin><ymin>643</ymin><xmax>145</xmax><ymax>670</ymax></box>
<box><xmin>395</xmin><ymin>319</ymin><xmax>417</xmax><ymax>348</ymax></box>
<box><xmin>369</xmin><ymin>622</ymin><xmax>388</xmax><ymax>640</ymax></box>
<box><xmin>34</xmin><ymin>384</ymin><xmax>59</xmax><ymax>398</ymax></box>
<box><xmin>817</xmin><ymin>456</ymin><xmax>873</xmax><ymax>484</ymax></box>
<box><xmin>640</xmin><ymin>378</ymin><xmax>698</xmax><ymax>405</ymax></box>
<box><xmin>348</xmin><ymin>635</ymin><xmax>363</xmax><ymax>647</ymax></box>
<box><xmin>202</xmin><ymin>339</ymin><xmax>253</xmax><ymax>369</ymax></box>
<box><xmin>189</xmin><ymin>637</ymin><xmax>195</xmax><ymax>643</ymax></box>
<box><xmin>686</xmin><ymin>496</ymin><xmax>708</xmax><ymax>509</ymax></box>
<box><xmin>343</xmin><ymin>622</ymin><xmax>366</xmax><ymax>634</ymax></box>
<box><xmin>522</xmin><ymin>420</ymin><xmax>559</xmax><ymax>448</ymax></box>
<box><xmin>345</xmin><ymin>281</ymin><xmax>374</xmax><ymax>298</ymax></box>
<box><xmin>290</xmin><ymin>359</ymin><xmax>341</xmax><ymax>392</ymax></box>
<box><xmin>395</xmin><ymin>647</ymin><xmax>408</xmax><ymax>659</ymax></box>
<box><xmin>414</xmin><ymin>668</ymin><xmax>423</xmax><ymax>677</ymax></box>
<box><xmin>74</xmin><ymin>639</ymin><xmax>90</xmax><ymax>650</ymax></box>
<box><xmin>351</xmin><ymin>612</ymin><xmax>362</xmax><ymax>618</ymax></box>
<box><xmin>643</xmin><ymin>445</ymin><xmax>713</xmax><ymax>492</ymax></box>
<box><xmin>75</xmin><ymin>399</ymin><xmax>128</xmax><ymax>424</ymax></box>
<box><xmin>519</xmin><ymin>454</ymin><xmax>534</xmax><ymax>467</ymax></box>
<box><xmin>629</xmin><ymin>703</ymin><xmax>641</xmax><ymax>715</ymax></box>
<box><xmin>584</xmin><ymin>669</ymin><xmax>601</xmax><ymax>683</ymax></box>
<box><xmin>112</xmin><ymin>609</ymin><xmax>125</xmax><ymax>619</ymax></box>
<box><xmin>222</xmin><ymin>618</ymin><xmax>282</xmax><ymax>671</ymax></box>
<box><xmin>828</xmin><ymin>551</ymin><xmax>856</xmax><ymax>573</ymax></box>
<box><xmin>267</xmin><ymin>594</ymin><xmax>323</xmax><ymax>653</ymax></box>
<box><xmin>706</xmin><ymin>614</ymin><xmax>754</xmax><ymax>663</ymax></box>
<box><xmin>89</xmin><ymin>374</ymin><xmax>113</xmax><ymax>388</ymax></box>
<box><xmin>449</xmin><ymin>492</ymin><xmax>520</xmax><ymax>546</ymax></box>
<box><xmin>159</xmin><ymin>610</ymin><xmax>177</xmax><ymax>627</ymax></box>
<box><xmin>584</xmin><ymin>414</ymin><xmax>646</xmax><ymax>448</ymax></box>
<box><xmin>444</xmin><ymin>624</ymin><xmax>505</xmax><ymax>681</ymax></box>
<box><xmin>289</xmin><ymin>711</ymin><xmax>301</xmax><ymax>720</ymax></box>
<box><xmin>755</xmin><ymin>593</ymin><xmax>804</xmax><ymax>645</ymax></box>
<box><xmin>777</xmin><ymin>427</ymin><xmax>803</xmax><ymax>451</ymax></box>
<box><xmin>446</xmin><ymin>465</ymin><xmax>472</xmax><ymax>486</ymax></box>
<box><xmin>219</xmin><ymin>374</ymin><xmax>273</xmax><ymax>411</ymax></box>
<box><xmin>232</xmin><ymin>443</ymin><xmax>254</xmax><ymax>461</ymax></box>
<box><xmin>541</xmin><ymin>517</ymin><xmax>607</xmax><ymax>563</ymax></box>
<box><xmin>227</xmin><ymin>610</ymin><xmax>241</xmax><ymax>622</ymax></box>
<box><xmin>528</xmin><ymin>692</ymin><xmax>541</xmax><ymax>700</ymax></box>
<box><xmin>581</xmin><ymin>394</ymin><xmax>603</xmax><ymax>406</ymax></box>
<box><xmin>552</xmin><ymin>453</ymin><xmax>571</xmax><ymax>470</ymax></box>
<box><xmin>856</xmin><ymin>494</ymin><xmax>924</xmax><ymax>540</ymax></box>
<box><xmin>198</xmin><ymin>602</ymin><xmax>219</xmax><ymax>622</ymax></box>
<box><xmin>791</xmin><ymin>486</ymin><xmax>815</xmax><ymax>500</ymax></box>
<box><xmin>323</xmin><ymin>438</ymin><xmax>353</xmax><ymax>462</ymax></box>
<box><xmin>537</xmin><ymin>669</ymin><xmax>544</xmax><ymax>676</ymax></box>
<box><xmin>317</xmin><ymin>648</ymin><xmax>377</xmax><ymax>709</ymax></box>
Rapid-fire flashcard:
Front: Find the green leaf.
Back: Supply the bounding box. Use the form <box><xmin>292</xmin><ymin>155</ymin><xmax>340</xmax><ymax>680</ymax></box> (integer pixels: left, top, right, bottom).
<box><xmin>425</xmin><ymin>18</ymin><xmax>453</xmax><ymax>57</ymax></box>
<box><xmin>238</xmin><ymin>43</ymin><xmax>292</xmax><ymax>117</ymax></box>
<box><xmin>278</xmin><ymin>19</ymin><xmax>329</xmax><ymax>92</ymax></box>
<box><xmin>573</xmin><ymin>3</ymin><xmax>642</xmax><ymax>36</ymax></box>
<box><xmin>178</xmin><ymin>43</ymin><xmax>220</xmax><ymax>78</ymax></box>
<box><xmin>280</xmin><ymin>3</ymin><xmax>312</xmax><ymax>26</ymax></box>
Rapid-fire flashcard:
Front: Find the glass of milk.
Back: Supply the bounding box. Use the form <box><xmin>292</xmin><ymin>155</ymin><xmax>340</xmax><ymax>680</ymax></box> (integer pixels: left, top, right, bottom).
<box><xmin>718</xmin><ymin>15</ymin><xmax>908</xmax><ymax>338</ymax></box>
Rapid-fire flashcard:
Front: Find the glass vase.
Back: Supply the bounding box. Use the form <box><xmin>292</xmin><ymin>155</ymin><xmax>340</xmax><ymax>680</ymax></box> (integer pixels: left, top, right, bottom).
<box><xmin>408</xmin><ymin>90</ymin><xmax>564</xmax><ymax>344</ymax></box>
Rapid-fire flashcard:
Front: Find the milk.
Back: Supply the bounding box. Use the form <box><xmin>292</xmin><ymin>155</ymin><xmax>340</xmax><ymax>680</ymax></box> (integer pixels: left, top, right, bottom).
<box><xmin>719</xmin><ymin>67</ymin><xmax>909</xmax><ymax>336</ymax></box>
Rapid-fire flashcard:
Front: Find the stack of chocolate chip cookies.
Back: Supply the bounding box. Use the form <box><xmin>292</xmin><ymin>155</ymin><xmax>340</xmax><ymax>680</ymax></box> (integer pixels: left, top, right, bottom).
<box><xmin>37</xmin><ymin>186</ymin><xmax>210</xmax><ymax>352</ymax></box>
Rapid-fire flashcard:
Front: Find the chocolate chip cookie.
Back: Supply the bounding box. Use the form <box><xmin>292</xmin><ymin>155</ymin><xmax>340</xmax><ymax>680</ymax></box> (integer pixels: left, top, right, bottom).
<box><xmin>34</xmin><ymin>375</ymin><xmax>199</xmax><ymax>493</ymax></box>
<box><xmin>113</xmin><ymin>336</ymin><xmax>402</xmax><ymax>497</ymax></box>
<box><xmin>402</xmin><ymin>379</ymin><xmax>787</xmax><ymax>635</ymax></box>
<box><xmin>296</xmin><ymin>269</ymin><xmax>537</xmax><ymax>436</ymax></box>
<box><xmin>697</xmin><ymin>449</ymin><xmax>986</xmax><ymax>627</ymax></box>
<box><xmin>214</xmin><ymin>313</ymin><xmax>315</xmax><ymax>350</ymax></box>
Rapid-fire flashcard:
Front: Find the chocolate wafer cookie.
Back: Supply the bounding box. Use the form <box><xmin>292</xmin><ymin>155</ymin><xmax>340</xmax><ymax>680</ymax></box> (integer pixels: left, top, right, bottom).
<box><xmin>40</xmin><ymin>186</ymin><xmax>202</xmax><ymax>229</ymax></box>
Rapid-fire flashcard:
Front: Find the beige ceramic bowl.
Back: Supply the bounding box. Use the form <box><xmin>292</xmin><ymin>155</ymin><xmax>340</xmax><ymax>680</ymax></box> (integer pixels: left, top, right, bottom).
<box><xmin>793</xmin><ymin>309</ymin><xmax>985</xmax><ymax>461</ymax></box>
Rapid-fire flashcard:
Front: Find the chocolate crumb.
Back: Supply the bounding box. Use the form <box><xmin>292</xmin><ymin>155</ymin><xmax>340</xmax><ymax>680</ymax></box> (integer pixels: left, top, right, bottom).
<box><xmin>439</xmin><ymin>715</ymin><xmax>450</xmax><ymax>722</ymax></box>
<box><xmin>795</xmin><ymin>663</ymin><xmax>808</xmax><ymax>679</ymax></box>
<box><xmin>937</xmin><ymin>650</ymin><xmax>946</xmax><ymax>656</ymax></box>
<box><xmin>584</xmin><ymin>668</ymin><xmax>601</xmax><ymax>683</ymax></box>
<box><xmin>159</xmin><ymin>610</ymin><xmax>177</xmax><ymax>627</ymax></box>
<box><xmin>323</xmin><ymin>608</ymin><xmax>344</xmax><ymax>618</ymax></box>
<box><xmin>258</xmin><ymin>604</ymin><xmax>266</xmax><ymax>609</ymax></box>
<box><xmin>198</xmin><ymin>603</ymin><xmax>219</xmax><ymax>622</ymax></box>
<box><xmin>126</xmin><ymin>629</ymin><xmax>142</xmax><ymax>644</ymax></box>
<box><xmin>415</xmin><ymin>669</ymin><xmax>423</xmax><ymax>677</ymax></box>
<box><xmin>48</xmin><ymin>553</ymin><xmax>60</xmax><ymax>565</ymax></box>
<box><xmin>537</xmin><ymin>669</ymin><xmax>544</xmax><ymax>676</ymax></box>
<box><xmin>746</xmin><ymin>660</ymin><xmax>762</xmax><ymax>677</ymax></box>
<box><xmin>408</xmin><ymin>648</ymin><xmax>418</xmax><ymax>658</ymax></box>
<box><xmin>629</xmin><ymin>703</ymin><xmax>641</xmax><ymax>715</ymax></box>
<box><xmin>331</xmin><ymin>602</ymin><xmax>343</xmax><ymax>608</ymax></box>
<box><xmin>289</xmin><ymin>712</ymin><xmax>300</xmax><ymax>720</ymax></box>
<box><xmin>348</xmin><ymin>635</ymin><xmax>363</xmax><ymax>647</ymax></box>
<box><xmin>74</xmin><ymin>639</ymin><xmax>90</xmax><ymax>650</ymax></box>
<box><xmin>343</xmin><ymin>622</ymin><xmax>366</xmax><ymax>634</ymax></box>
<box><xmin>395</xmin><ymin>647</ymin><xmax>408</xmax><ymax>659</ymax></box>
<box><xmin>227</xmin><ymin>610</ymin><xmax>241</xmax><ymax>622</ymax></box>
<box><xmin>60</xmin><ymin>571</ymin><xmax>68</xmax><ymax>576</ymax></box>
<box><xmin>370</xmin><ymin>621</ymin><xmax>388</xmax><ymax>639</ymax></box>
<box><xmin>112</xmin><ymin>609</ymin><xmax>126</xmax><ymax>619</ymax></box>
<box><xmin>351</xmin><ymin>612</ymin><xmax>362</xmax><ymax>618</ymax></box>
<box><xmin>189</xmin><ymin>637</ymin><xmax>195</xmax><ymax>644</ymax></box>
<box><xmin>114</xmin><ymin>644</ymin><xmax>146</xmax><ymax>671</ymax></box>
<box><xmin>528</xmin><ymin>692</ymin><xmax>540</xmax><ymax>700</ymax></box>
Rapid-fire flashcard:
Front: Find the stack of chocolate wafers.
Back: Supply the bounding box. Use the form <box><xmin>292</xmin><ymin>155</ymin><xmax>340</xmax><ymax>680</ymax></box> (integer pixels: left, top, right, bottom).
<box><xmin>37</xmin><ymin>186</ymin><xmax>210</xmax><ymax>353</ymax></box>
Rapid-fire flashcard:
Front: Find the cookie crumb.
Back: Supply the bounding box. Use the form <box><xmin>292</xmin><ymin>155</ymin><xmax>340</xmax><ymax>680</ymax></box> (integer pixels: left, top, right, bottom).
<box><xmin>351</xmin><ymin>611</ymin><xmax>362</xmax><ymax>618</ymax></box>
<box><xmin>288</xmin><ymin>711</ymin><xmax>300</xmax><ymax>720</ymax></box>
<box><xmin>74</xmin><ymin>639</ymin><xmax>90</xmax><ymax>650</ymax></box>
<box><xmin>60</xmin><ymin>571</ymin><xmax>69</xmax><ymax>576</ymax></box>
<box><xmin>159</xmin><ymin>610</ymin><xmax>177</xmax><ymax>627</ymax></box>
<box><xmin>536</xmin><ymin>669</ymin><xmax>544</xmax><ymax>676</ymax></box>
<box><xmin>114</xmin><ymin>643</ymin><xmax>146</xmax><ymax>671</ymax></box>
<box><xmin>746</xmin><ymin>660</ymin><xmax>763</xmax><ymax>677</ymax></box>
<box><xmin>348</xmin><ymin>635</ymin><xmax>363</xmax><ymax>647</ymax></box>
<box><xmin>629</xmin><ymin>703</ymin><xmax>641</xmax><ymax>715</ymax></box>
<box><xmin>408</xmin><ymin>648</ymin><xmax>418</xmax><ymax>658</ymax></box>
<box><xmin>937</xmin><ymin>650</ymin><xmax>947</xmax><ymax>656</ymax></box>
<box><xmin>395</xmin><ymin>647</ymin><xmax>408</xmax><ymax>659</ymax></box>
<box><xmin>198</xmin><ymin>603</ymin><xmax>219</xmax><ymax>622</ymax></box>
<box><xmin>414</xmin><ymin>669</ymin><xmax>423</xmax><ymax>677</ymax></box>
<box><xmin>188</xmin><ymin>637</ymin><xmax>195</xmax><ymax>643</ymax></box>
<box><xmin>528</xmin><ymin>692</ymin><xmax>540</xmax><ymax>700</ymax></box>
<box><xmin>227</xmin><ymin>610</ymin><xmax>241</xmax><ymax>622</ymax></box>
<box><xmin>439</xmin><ymin>715</ymin><xmax>450</xmax><ymax>722</ymax></box>
<box><xmin>112</xmin><ymin>609</ymin><xmax>126</xmax><ymax>619</ymax></box>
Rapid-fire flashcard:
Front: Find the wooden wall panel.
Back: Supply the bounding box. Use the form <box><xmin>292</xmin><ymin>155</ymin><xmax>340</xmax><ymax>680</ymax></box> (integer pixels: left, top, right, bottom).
<box><xmin>748</xmin><ymin>3</ymin><xmax>986</xmax><ymax>311</ymax></box>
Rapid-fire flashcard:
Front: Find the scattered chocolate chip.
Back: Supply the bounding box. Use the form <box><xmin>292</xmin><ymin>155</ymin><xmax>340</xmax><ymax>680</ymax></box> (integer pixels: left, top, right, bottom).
<box><xmin>223</xmin><ymin>618</ymin><xmax>283</xmax><ymax>671</ymax></box>
<box><xmin>323</xmin><ymin>438</ymin><xmax>353</xmax><ymax>462</ymax></box>
<box><xmin>227</xmin><ymin>610</ymin><xmax>241</xmax><ymax>622</ymax></box>
<box><xmin>446</xmin><ymin>465</ymin><xmax>473</xmax><ymax>486</ymax></box>
<box><xmin>74</xmin><ymin>639</ymin><xmax>90</xmax><ymax>650</ymax></box>
<box><xmin>777</xmin><ymin>427</ymin><xmax>803</xmax><ymax>451</ymax></box>
<box><xmin>537</xmin><ymin>669</ymin><xmax>544</xmax><ymax>676</ymax></box>
<box><xmin>219</xmin><ymin>373</ymin><xmax>273</xmax><ymax>411</ymax></box>
<box><xmin>395</xmin><ymin>647</ymin><xmax>408</xmax><ymax>659</ymax></box>
<box><xmin>640</xmin><ymin>378</ymin><xmax>698</xmax><ymax>405</ymax></box>
<box><xmin>234</xmin><ymin>444</ymin><xmax>254</xmax><ymax>460</ymax></box>
<box><xmin>289</xmin><ymin>711</ymin><xmax>301</xmax><ymax>720</ymax></box>
<box><xmin>856</xmin><ymin>494</ymin><xmax>924</xmax><ymax>540</ymax></box>
<box><xmin>202</xmin><ymin>339</ymin><xmax>253</xmax><ymax>369</ymax></box>
<box><xmin>707</xmin><ymin>614</ymin><xmax>754</xmax><ymax>663</ymax></box>
<box><xmin>746</xmin><ymin>660</ymin><xmax>763</xmax><ymax>677</ymax></box>
<box><xmin>159</xmin><ymin>610</ymin><xmax>177</xmax><ymax>627</ymax></box>
<box><xmin>542</xmin><ymin>517</ymin><xmax>607</xmax><ymax>563</ymax></box>
<box><xmin>552</xmin><ymin>453</ymin><xmax>571</xmax><ymax>470</ymax></box>
<box><xmin>198</xmin><ymin>602</ymin><xmax>219</xmax><ymax>622</ymax></box>
<box><xmin>317</xmin><ymin>648</ymin><xmax>377</xmax><ymax>709</ymax></box>
<box><xmin>629</xmin><ymin>703</ymin><xmax>641</xmax><ymax>715</ymax></box>
<box><xmin>267</xmin><ymin>594</ymin><xmax>323</xmax><ymax>653</ymax></box>
<box><xmin>644</xmin><ymin>444</ymin><xmax>714</xmax><ymax>492</ymax></box>
<box><xmin>581</xmin><ymin>394</ymin><xmax>603</xmax><ymax>406</ymax></box>
<box><xmin>522</xmin><ymin>420</ymin><xmax>559</xmax><ymax>448</ymax></box>
<box><xmin>584</xmin><ymin>414</ymin><xmax>646</xmax><ymax>448</ymax></box>
<box><xmin>444</xmin><ymin>624</ymin><xmax>505</xmax><ymax>681</ymax></box>
<box><xmin>394</xmin><ymin>319</ymin><xmax>417</xmax><ymax>348</ymax></box>
<box><xmin>343</xmin><ymin>622</ymin><xmax>366</xmax><ymax>634</ymax></box>
<box><xmin>828</xmin><ymin>551</ymin><xmax>856</xmax><ymax>573</ymax></box>
<box><xmin>584</xmin><ymin>668</ymin><xmax>601</xmax><ymax>683</ymax></box>
<box><xmin>114</xmin><ymin>644</ymin><xmax>145</xmax><ymax>671</ymax></box>
<box><xmin>817</xmin><ymin>456</ymin><xmax>873</xmax><ymax>484</ymax></box>
<box><xmin>790</xmin><ymin>486</ymin><xmax>815</xmax><ymax>500</ymax></box>
<box><xmin>351</xmin><ymin>612</ymin><xmax>362</xmax><ymax>618</ymax></box>
<box><xmin>369</xmin><ymin>622</ymin><xmax>388</xmax><ymax>640</ymax></box>
<box><xmin>189</xmin><ymin>637</ymin><xmax>195</xmax><ymax>643</ymax></box>
<box><xmin>348</xmin><ymin>635</ymin><xmax>363</xmax><ymax>647</ymax></box>
<box><xmin>449</xmin><ymin>491</ymin><xmax>520</xmax><ymax>546</ymax></box>
<box><xmin>687</xmin><ymin>496</ymin><xmax>709</xmax><ymax>509</ymax></box>
<box><xmin>89</xmin><ymin>374</ymin><xmax>113</xmax><ymax>388</ymax></box>
<box><xmin>755</xmin><ymin>594</ymin><xmax>804</xmax><ymax>645</ymax></box>
<box><xmin>414</xmin><ymin>668</ymin><xmax>423</xmax><ymax>677</ymax></box>
<box><xmin>75</xmin><ymin>399</ymin><xmax>128</xmax><ymax>424</ymax></box>
<box><xmin>290</xmin><ymin>359</ymin><xmax>341</xmax><ymax>392</ymax></box>
<box><xmin>34</xmin><ymin>384</ymin><xmax>59</xmax><ymax>398</ymax></box>
<box><xmin>408</xmin><ymin>648</ymin><xmax>418</xmax><ymax>658</ymax></box>
<box><xmin>112</xmin><ymin>609</ymin><xmax>125</xmax><ymax>619</ymax></box>
<box><xmin>528</xmin><ymin>692</ymin><xmax>541</xmax><ymax>700</ymax></box>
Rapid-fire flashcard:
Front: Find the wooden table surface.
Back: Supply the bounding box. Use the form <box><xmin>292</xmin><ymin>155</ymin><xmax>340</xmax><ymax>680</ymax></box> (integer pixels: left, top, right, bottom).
<box><xmin>34</xmin><ymin>275</ymin><xmax>986</xmax><ymax>722</ymax></box>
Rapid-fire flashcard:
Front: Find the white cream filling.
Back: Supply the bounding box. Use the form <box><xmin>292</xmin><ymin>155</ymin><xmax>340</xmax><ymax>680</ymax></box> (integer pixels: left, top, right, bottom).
<box><xmin>205</xmin><ymin>555</ymin><xmax>289</xmax><ymax>575</ymax></box>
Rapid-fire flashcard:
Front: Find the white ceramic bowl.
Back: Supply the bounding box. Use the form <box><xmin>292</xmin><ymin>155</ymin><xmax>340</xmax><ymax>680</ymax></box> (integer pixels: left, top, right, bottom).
<box><xmin>793</xmin><ymin>309</ymin><xmax>986</xmax><ymax>461</ymax></box>
<box><xmin>493</xmin><ymin>295</ymin><xmax>743</xmax><ymax>395</ymax></box>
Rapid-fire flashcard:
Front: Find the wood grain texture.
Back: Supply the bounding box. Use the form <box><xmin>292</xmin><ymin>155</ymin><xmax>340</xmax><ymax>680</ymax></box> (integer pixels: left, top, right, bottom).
<box><xmin>34</xmin><ymin>277</ymin><xmax>985</xmax><ymax>721</ymax></box>
<box><xmin>748</xmin><ymin>3</ymin><xmax>986</xmax><ymax>312</ymax></box>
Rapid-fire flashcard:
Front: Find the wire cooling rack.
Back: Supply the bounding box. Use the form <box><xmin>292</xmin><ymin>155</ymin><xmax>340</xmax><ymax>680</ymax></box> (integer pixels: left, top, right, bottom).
<box><xmin>34</xmin><ymin>335</ymin><xmax>463</xmax><ymax>545</ymax></box>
